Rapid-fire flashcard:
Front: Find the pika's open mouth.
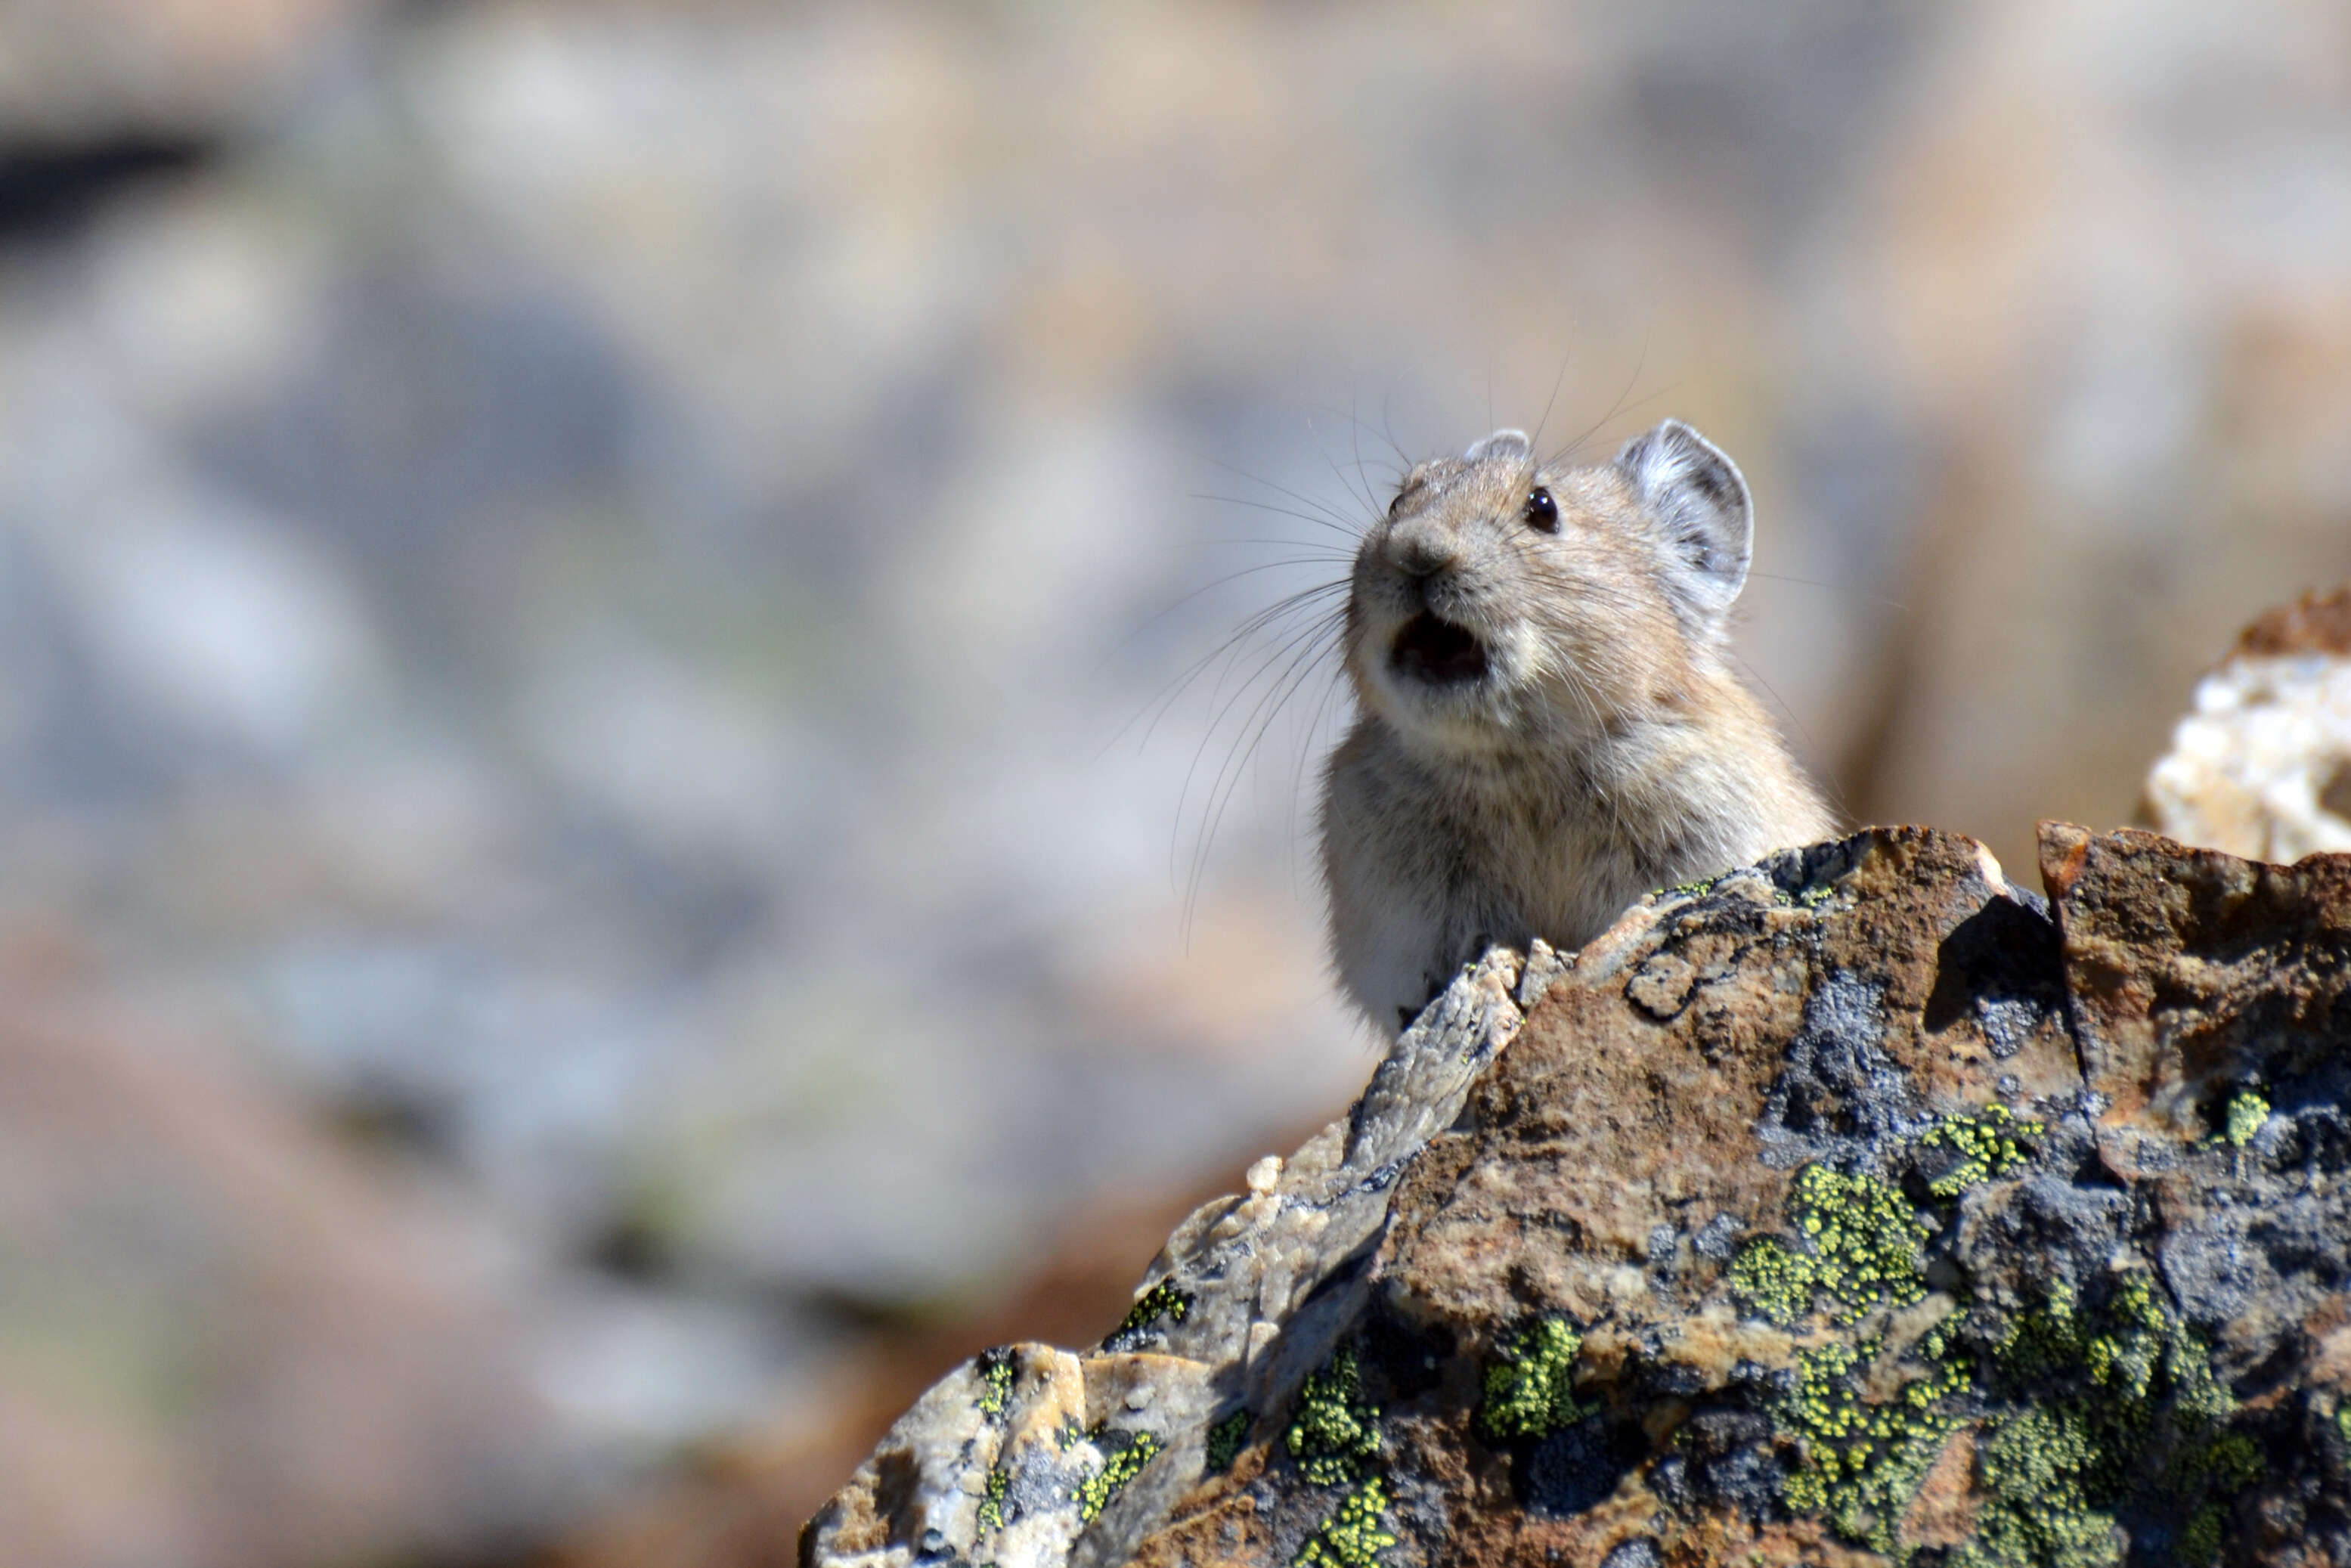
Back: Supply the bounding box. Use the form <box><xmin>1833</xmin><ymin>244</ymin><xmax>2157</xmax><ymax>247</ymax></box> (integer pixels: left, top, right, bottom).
<box><xmin>1390</xmin><ymin>612</ymin><xmax>1489</xmax><ymax>686</ymax></box>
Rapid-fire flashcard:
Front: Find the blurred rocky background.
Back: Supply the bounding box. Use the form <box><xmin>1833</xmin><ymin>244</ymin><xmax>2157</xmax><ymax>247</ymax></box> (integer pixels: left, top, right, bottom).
<box><xmin>0</xmin><ymin>2</ymin><xmax>2345</xmax><ymax>1564</ymax></box>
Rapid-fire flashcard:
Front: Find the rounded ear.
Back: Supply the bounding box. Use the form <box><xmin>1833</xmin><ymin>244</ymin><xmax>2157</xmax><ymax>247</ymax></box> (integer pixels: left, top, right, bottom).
<box><xmin>1613</xmin><ymin>419</ymin><xmax>1753</xmax><ymax>628</ymax></box>
<box><xmin>1464</xmin><ymin>428</ymin><xmax>1532</xmax><ymax>463</ymax></box>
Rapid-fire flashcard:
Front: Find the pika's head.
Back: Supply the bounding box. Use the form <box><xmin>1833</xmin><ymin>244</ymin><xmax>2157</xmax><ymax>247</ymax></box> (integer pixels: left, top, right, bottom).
<box><xmin>1344</xmin><ymin>419</ymin><xmax>1755</xmax><ymax>752</ymax></box>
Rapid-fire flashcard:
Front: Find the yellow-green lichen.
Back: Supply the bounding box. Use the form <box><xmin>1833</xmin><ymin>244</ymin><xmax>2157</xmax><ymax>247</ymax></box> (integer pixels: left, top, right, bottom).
<box><xmin>1919</xmin><ymin>1105</ymin><xmax>2044</xmax><ymax>1198</ymax></box>
<box><xmin>1292</xmin><ymin>1476</ymin><xmax>1398</xmax><ymax>1568</ymax></box>
<box><xmin>1754</xmin><ymin>874</ymin><xmax>1838</xmax><ymax>908</ymax></box>
<box><xmin>1074</xmin><ymin>1430</ymin><xmax>1163</xmax><ymax>1523</ymax></box>
<box><xmin>1775</xmin><ymin>1272</ymin><xmax>2262</xmax><ymax>1566</ymax></box>
<box><xmin>1727</xmin><ymin>1116</ymin><xmax>2268</xmax><ymax>1566</ymax></box>
<box><xmin>976</xmin><ymin>1464</ymin><xmax>1009</xmax><ymax>1532</ymax></box>
<box><xmin>1792</xmin><ymin>1164</ymin><xmax>1931</xmax><ymax>1318</ymax></box>
<box><xmin>1960</xmin><ymin>1402</ymin><xmax>2124</xmax><ymax>1568</ymax></box>
<box><xmin>975</xmin><ymin>1346</ymin><xmax>1014</xmax><ymax>1421</ymax></box>
<box><xmin>1776</xmin><ymin>1325</ymin><xmax>1968</xmax><ymax>1555</ymax></box>
<box><xmin>1728</xmin><ymin>1236</ymin><xmax>1817</xmax><ymax>1325</ymax></box>
<box><xmin>1103</xmin><ymin>1280</ymin><xmax>1192</xmax><ymax>1351</ymax></box>
<box><xmin>1206</xmin><ymin>1408</ymin><xmax>1252</xmax><ymax>1475</ymax></box>
<box><xmin>2222</xmin><ymin>1088</ymin><xmax>2269</xmax><ymax>1149</ymax></box>
<box><xmin>2187</xmin><ymin>1432</ymin><xmax>2263</xmax><ymax>1496</ymax></box>
<box><xmin>1476</xmin><ymin>1316</ymin><xmax>1594</xmax><ymax>1443</ymax></box>
<box><xmin>1950</xmin><ymin>1274</ymin><xmax>2264</xmax><ymax>1568</ymax></box>
<box><xmin>1998</xmin><ymin>1277</ymin><xmax>2158</xmax><ymax>1402</ymax></box>
<box><xmin>1730</xmin><ymin>1163</ymin><xmax>1929</xmax><ymax>1325</ymax></box>
<box><xmin>1287</xmin><ymin>1345</ymin><xmax>1382</xmax><ymax>1486</ymax></box>
<box><xmin>2176</xmin><ymin>1504</ymin><xmax>2224</xmax><ymax>1566</ymax></box>
<box><xmin>2337</xmin><ymin>1402</ymin><xmax>2351</xmax><ymax>1459</ymax></box>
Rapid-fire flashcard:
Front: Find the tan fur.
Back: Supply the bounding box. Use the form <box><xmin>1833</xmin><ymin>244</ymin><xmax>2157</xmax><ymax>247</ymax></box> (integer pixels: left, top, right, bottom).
<box><xmin>1319</xmin><ymin>422</ymin><xmax>1836</xmax><ymax>1032</ymax></box>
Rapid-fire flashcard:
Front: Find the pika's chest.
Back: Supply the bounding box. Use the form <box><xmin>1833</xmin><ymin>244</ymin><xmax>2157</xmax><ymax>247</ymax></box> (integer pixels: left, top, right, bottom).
<box><xmin>1429</xmin><ymin>770</ymin><xmax>1646</xmax><ymax>902</ymax></box>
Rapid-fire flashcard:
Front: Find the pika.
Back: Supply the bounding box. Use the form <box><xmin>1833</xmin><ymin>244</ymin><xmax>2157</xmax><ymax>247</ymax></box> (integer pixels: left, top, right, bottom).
<box><xmin>1319</xmin><ymin>420</ymin><xmax>1836</xmax><ymax>1031</ymax></box>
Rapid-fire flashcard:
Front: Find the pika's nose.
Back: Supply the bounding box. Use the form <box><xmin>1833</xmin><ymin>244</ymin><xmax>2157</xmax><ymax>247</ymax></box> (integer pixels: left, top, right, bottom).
<box><xmin>1389</xmin><ymin>520</ymin><xmax>1459</xmax><ymax>581</ymax></box>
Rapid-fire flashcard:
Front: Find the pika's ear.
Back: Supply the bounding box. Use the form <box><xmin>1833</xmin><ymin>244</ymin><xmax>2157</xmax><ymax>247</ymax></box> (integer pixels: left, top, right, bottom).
<box><xmin>1464</xmin><ymin>428</ymin><xmax>1532</xmax><ymax>463</ymax></box>
<box><xmin>1614</xmin><ymin>419</ymin><xmax>1752</xmax><ymax>628</ymax></box>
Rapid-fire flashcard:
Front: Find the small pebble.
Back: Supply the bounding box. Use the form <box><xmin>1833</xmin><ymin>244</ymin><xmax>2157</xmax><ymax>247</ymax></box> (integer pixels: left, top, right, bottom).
<box><xmin>1245</xmin><ymin>1155</ymin><xmax>1284</xmax><ymax>1194</ymax></box>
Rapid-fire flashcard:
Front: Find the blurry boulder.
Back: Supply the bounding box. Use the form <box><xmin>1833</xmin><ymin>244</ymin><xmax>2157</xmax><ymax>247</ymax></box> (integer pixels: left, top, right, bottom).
<box><xmin>804</xmin><ymin>826</ymin><xmax>2351</xmax><ymax>1566</ymax></box>
<box><xmin>0</xmin><ymin>915</ymin><xmax>571</xmax><ymax>1568</ymax></box>
<box><xmin>2145</xmin><ymin>583</ymin><xmax>2351</xmax><ymax>863</ymax></box>
<box><xmin>1830</xmin><ymin>0</ymin><xmax>2351</xmax><ymax>877</ymax></box>
<box><xmin>0</xmin><ymin>0</ymin><xmax>381</xmax><ymax>144</ymax></box>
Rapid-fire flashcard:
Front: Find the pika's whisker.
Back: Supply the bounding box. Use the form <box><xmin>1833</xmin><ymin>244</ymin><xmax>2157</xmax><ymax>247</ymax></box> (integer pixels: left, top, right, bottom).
<box><xmin>1183</xmin><ymin>613</ymin><xmax>1346</xmax><ymax>939</ymax></box>
<box><xmin>1120</xmin><ymin>581</ymin><xmax>1349</xmax><ymax>761</ymax></box>
<box><xmin>1175</xmin><ymin>607</ymin><xmax>1346</xmax><ymax>931</ymax></box>
<box><xmin>1197</xmin><ymin>456</ymin><xmax>1372</xmax><ymax>538</ymax></box>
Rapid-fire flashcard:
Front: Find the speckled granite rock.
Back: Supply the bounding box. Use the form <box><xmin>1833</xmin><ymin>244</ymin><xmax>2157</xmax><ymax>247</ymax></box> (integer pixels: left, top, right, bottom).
<box><xmin>2144</xmin><ymin>584</ymin><xmax>2351</xmax><ymax>863</ymax></box>
<box><xmin>804</xmin><ymin>826</ymin><xmax>2351</xmax><ymax>1567</ymax></box>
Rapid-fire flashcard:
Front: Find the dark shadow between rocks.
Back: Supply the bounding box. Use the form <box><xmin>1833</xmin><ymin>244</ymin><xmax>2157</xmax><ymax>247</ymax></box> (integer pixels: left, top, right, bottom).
<box><xmin>1516</xmin><ymin>1416</ymin><xmax>1640</xmax><ymax>1520</ymax></box>
<box><xmin>1920</xmin><ymin>893</ymin><xmax>2065</xmax><ymax>1058</ymax></box>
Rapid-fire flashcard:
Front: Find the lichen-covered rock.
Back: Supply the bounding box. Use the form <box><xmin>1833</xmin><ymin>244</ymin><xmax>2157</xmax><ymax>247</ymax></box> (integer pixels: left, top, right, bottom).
<box><xmin>801</xmin><ymin>827</ymin><xmax>2351</xmax><ymax>1567</ymax></box>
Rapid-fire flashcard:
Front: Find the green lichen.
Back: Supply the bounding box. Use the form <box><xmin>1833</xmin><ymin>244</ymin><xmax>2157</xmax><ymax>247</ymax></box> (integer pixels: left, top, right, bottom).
<box><xmin>1073</xmin><ymin>1430</ymin><xmax>1163</xmax><ymax>1523</ymax></box>
<box><xmin>1768</xmin><ymin>1270</ymin><xmax>2264</xmax><ymax>1565</ymax></box>
<box><xmin>1996</xmin><ymin>1276</ymin><xmax>2157</xmax><ymax>1401</ymax></box>
<box><xmin>1777</xmin><ymin>1330</ymin><xmax>1968</xmax><ymax>1555</ymax></box>
<box><xmin>1103</xmin><ymin>1280</ymin><xmax>1193</xmax><ymax>1351</ymax></box>
<box><xmin>2176</xmin><ymin>1504</ymin><xmax>2224</xmax><ymax>1566</ymax></box>
<box><xmin>1730</xmin><ymin>1163</ymin><xmax>1930</xmax><ymax>1325</ymax></box>
<box><xmin>1961</xmin><ymin>1402</ymin><xmax>2125</xmax><ymax>1568</ymax></box>
<box><xmin>1291</xmin><ymin>1476</ymin><xmax>1398</xmax><ymax>1568</ymax></box>
<box><xmin>1792</xmin><ymin>1164</ymin><xmax>1931</xmax><ymax>1319</ymax></box>
<box><xmin>1729</xmin><ymin>1116</ymin><xmax>2264</xmax><ymax>1564</ymax></box>
<box><xmin>975</xmin><ymin>1346</ymin><xmax>1014</xmax><ymax>1421</ymax></box>
<box><xmin>1737</xmin><ymin>1110</ymin><xmax>2043</xmax><ymax>1328</ymax></box>
<box><xmin>1476</xmin><ymin>1315</ymin><xmax>1594</xmax><ymax>1443</ymax></box>
<box><xmin>2189</xmin><ymin>1432</ymin><xmax>2263</xmax><ymax>1495</ymax></box>
<box><xmin>1664</xmin><ymin>875</ymin><xmax>1722</xmax><ymax>898</ymax></box>
<box><xmin>1206</xmin><ymin>1408</ymin><xmax>1252</xmax><ymax>1475</ymax></box>
<box><xmin>1055</xmin><ymin>1417</ymin><xmax>1086</xmax><ymax>1452</ymax></box>
<box><xmin>1950</xmin><ymin>1274</ymin><xmax>2264</xmax><ymax>1568</ymax></box>
<box><xmin>2337</xmin><ymin>1402</ymin><xmax>2351</xmax><ymax>1459</ymax></box>
<box><xmin>1280</xmin><ymin>1344</ymin><xmax>1393</xmax><ymax>1561</ymax></box>
<box><xmin>1920</xmin><ymin>1105</ymin><xmax>2045</xmax><ymax>1198</ymax></box>
<box><xmin>2222</xmin><ymin>1087</ymin><xmax>2269</xmax><ymax>1149</ymax></box>
<box><xmin>1729</xmin><ymin>1236</ymin><xmax>1817</xmax><ymax>1325</ymax></box>
<box><xmin>1755</xmin><ymin>874</ymin><xmax>1837</xmax><ymax>908</ymax></box>
<box><xmin>976</xmin><ymin>1464</ymin><xmax>1008</xmax><ymax>1532</ymax></box>
<box><xmin>1286</xmin><ymin>1345</ymin><xmax>1382</xmax><ymax>1486</ymax></box>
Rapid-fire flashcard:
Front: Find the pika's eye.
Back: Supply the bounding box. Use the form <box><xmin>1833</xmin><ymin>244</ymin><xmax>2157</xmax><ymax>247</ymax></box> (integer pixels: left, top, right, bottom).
<box><xmin>1523</xmin><ymin>485</ymin><xmax>1558</xmax><ymax>533</ymax></box>
<box><xmin>1387</xmin><ymin>490</ymin><xmax>1407</xmax><ymax>519</ymax></box>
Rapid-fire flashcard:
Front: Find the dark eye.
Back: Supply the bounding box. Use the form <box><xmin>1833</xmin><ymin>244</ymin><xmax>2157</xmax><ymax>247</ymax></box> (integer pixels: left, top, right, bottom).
<box><xmin>1388</xmin><ymin>488</ymin><xmax>1408</xmax><ymax>518</ymax></box>
<box><xmin>1523</xmin><ymin>485</ymin><xmax>1558</xmax><ymax>533</ymax></box>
